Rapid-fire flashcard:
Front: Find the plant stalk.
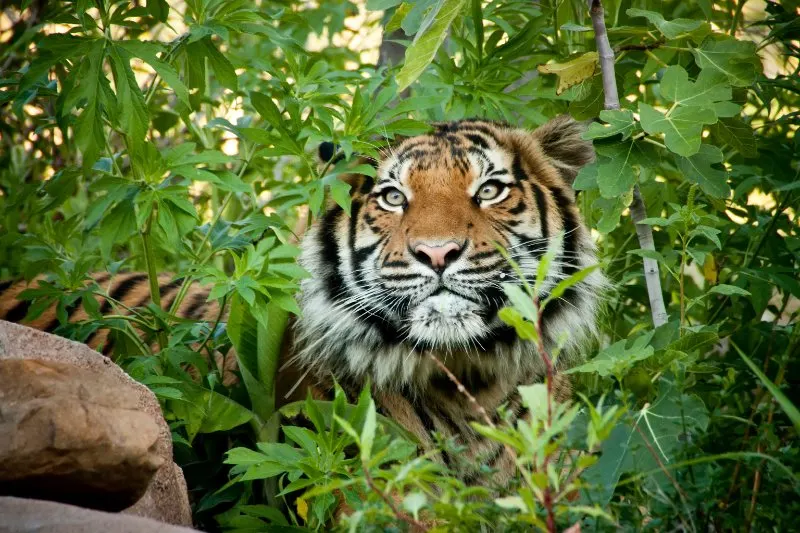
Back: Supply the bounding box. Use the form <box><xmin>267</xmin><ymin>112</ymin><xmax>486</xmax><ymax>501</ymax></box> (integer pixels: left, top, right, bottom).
<box><xmin>588</xmin><ymin>0</ymin><xmax>669</xmax><ymax>328</ymax></box>
<box><xmin>140</xmin><ymin>206</ymin><xmax>169</xmax><ymax>351</ymax></box>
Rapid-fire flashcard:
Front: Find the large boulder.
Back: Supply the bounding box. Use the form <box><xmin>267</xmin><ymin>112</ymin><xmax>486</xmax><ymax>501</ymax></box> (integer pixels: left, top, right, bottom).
<box><xmin>0</xmin><ymin>497</ymin><xmax>198</xmax><ymax>533</ymax></box>
<box><xmin>0</xmin><ymin>320</ymin><xmax>192</xmax><ymax>527</ymax></box>
<box><xmin>0</xmin><ymin>359</ymin><xmax>163</xmax><ymax>509</ymax></box>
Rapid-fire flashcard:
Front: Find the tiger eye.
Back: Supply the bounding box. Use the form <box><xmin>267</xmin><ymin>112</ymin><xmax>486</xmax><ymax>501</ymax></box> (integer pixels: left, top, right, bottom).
<box><xmin>382</xmin><ymin>188</ymin><xmax>406</xmax><ymax>207</ymax></box>
<box><xmin>478</xmin><ymin>182</ymin><xmax>502</xmax><ymax>201</ymax></box>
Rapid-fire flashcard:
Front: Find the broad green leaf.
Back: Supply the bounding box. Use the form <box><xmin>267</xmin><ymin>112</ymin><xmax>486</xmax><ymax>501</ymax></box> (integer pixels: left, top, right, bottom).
<box><xmin>583</xmin><ymin>381</ymin><xmax>709</xmax><ymax>505</ymax></box>
<box><xmin>538</xmin><ymin>52</ymin><xmax>599</xmax><ymax>95</ymax></box>
<box><xmin>626</xmin><ymin>9</ymin><xmax>706</xmax><ymax>39</ymax></box>
<box><xmin>676</xmin><ymin>144</ymin><xmax>730</xmax><ymax>198</ymax></box>
<box><xmin>99</xmin><ymin>199</ymin><xmax>136</xmax><ymax>257</ymax></box>
<box><xmin>171</xmin><ymin>381</ymin><xmax>254</xmax><ymax>441</ymax></box>
<box><xmin>639</xmin><ymin>103</ymin><xmax>716</xmax><ymax>157</ymax></box>
<box><xmin>595</xmin><ymin>141</ymin><xmax>639</xmax><ymax>198</ymax></box>
<box><xmin>711</xmin><ymin>117</ymin><xmax>757</xmax><ymax>158</ymax></box>
<box><xmin>566</xmin><ymin>333</ymin><xmax>655</xmax><ymax>380</ymax></box>
<box><xmin>666</xmin><ymin>331</ymin><xmax>719</xmax><ymax>354</ymax></box>
<box><xmin>250</xmin><ymin>91</ymin><xmax>283</xmax><ymax>129</ymax></box>
<box><xmin>397</xmin><ymin>0</ymin><xmax>467</xmax><ymax>91</ymax></box>
<box><xmin>691</xmin><ymin>37</ymin><xmax>760</xmax><ymax>87</ymax></box>
<box><xmin>593</xmin><ymin>195</ymin><xmax>629</xmax><ymax>234</ymax></box>
<box><xmin>583</xmin><ymin>109</ymin><xmax>637</xmax><ymax>141</ymax></box>
<box><xmin>227</xmin><ymin>293</ymin><xmax>288</xmax><ymax>437</ymax></box>
<box><xmin>659</xmin><ymin>65</ymin><xmax>731</xmax><ymax>108</ymax></box>
<box><xmin>328</xmin><ymin>178</ymin><xmax>352</xmax><ymax>216</ymax></box>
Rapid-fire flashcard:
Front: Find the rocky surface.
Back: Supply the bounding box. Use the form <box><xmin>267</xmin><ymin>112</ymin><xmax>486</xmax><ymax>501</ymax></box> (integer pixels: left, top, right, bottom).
<box><xmin>0</xmin><ymin>497</ymin><xmax>198</xmax><ymax>533</ymax></box>
<box><xmin>0</xmin><ymin>320</ymin><xmax>193</xmax><ymax>526</ymax></box>
<box><xmin>0</xmin><ymin>359</ymin><xmax>163</xmax><ymax>510</ymax></box>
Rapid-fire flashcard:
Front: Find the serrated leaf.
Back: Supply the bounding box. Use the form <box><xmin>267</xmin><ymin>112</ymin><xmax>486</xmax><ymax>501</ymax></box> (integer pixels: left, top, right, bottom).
<box><xmin>201</xmin><ymin>38</ymin><xmax>238</xmax><ymax>91</ymax></box>
<box><xmin>117</xmin><ymin>40</ymin><xmax>190</xmax><ymax>108</ymax></box>
<box><xmin>396</xmin><ymin>0</ymin><xmax>468</xmax><ymax>91</ymax></box>
<box><xmin>538</xmin><ymin>52</ymin><xmax>599</xmax><ymax>95</ymax></box>
<box><xmin>639</xmin><ymin>102</ymin><xmax>716</xmax><ymax>157</ymax></box>
<box><xmin>676</xmin><ymin>144</ymin><xmax>730</xmax><ymax>198</ymax></box>
<box><xmin>108</xmin><ymin>44</ymin><xmax>149</xmax><ymax>150</ymax></box>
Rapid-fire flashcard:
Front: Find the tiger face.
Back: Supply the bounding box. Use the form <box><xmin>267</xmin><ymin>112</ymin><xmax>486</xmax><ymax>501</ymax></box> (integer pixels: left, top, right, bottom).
<box><xmin>296</xmin><ymin>116</ymin><xmax>604</xmax><ymax>391</ymax></box>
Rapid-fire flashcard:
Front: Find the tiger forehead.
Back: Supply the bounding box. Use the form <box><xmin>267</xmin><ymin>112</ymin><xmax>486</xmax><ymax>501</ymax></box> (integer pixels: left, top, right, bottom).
<box><xmin>380</xmin><ymin>124</ymin><xmax>511</xmax><ymax>183</ymax></box>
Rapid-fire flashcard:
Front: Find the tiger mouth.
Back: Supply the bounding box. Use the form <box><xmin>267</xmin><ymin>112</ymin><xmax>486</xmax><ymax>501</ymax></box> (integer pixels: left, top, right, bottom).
<box><xmin>406</xmin><ymin>291</ymin><xmax>493</xmax><ymax>346</ymax></box>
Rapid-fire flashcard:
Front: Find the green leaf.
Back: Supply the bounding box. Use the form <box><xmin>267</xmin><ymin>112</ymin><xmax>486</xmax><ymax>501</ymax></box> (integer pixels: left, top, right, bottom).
<box><xmin>328</xmin><ymin>178</ymin><xmax>352</xmax><ymax>216</ymax></box>
<box><xmin>544</xmin><ymin>265</ymin><xmax>600</xmax><ymax>307</ymax></box>
<box><xmin>250</xmin><ymin>91</ymin><xmax>283</xmax><ymax>129</ymax></box>
<box><xmin>659</xmin><ymin>66</ymin><xmax>731</xmax><ymax>108</ymax></box>
<box><xmin>108</xmin><ymin>44</ymin><xmax>150</xmax><ymax>150</ymax></box>
<box><xmin>117</xmin><ymin>40</ymin><xmax>190</xmax><ymax>108</ymax></box>
<box><xmin>397</xmin><ymin>0</ymin><xmax>467</xmax><ymax>91</ymax></box>
<box><xmin>171</xmin><ymin>382</ymin><xmax>254</xmax><ymax>441</ymax></box>
<box><xmin>566</xmin><ymin>333</ymin><xmax>655</xmax><ymax>380</ymax></box>
<box><xmin>583</xmin><ymin>380</ymin><xmax>709</xmax><ymax>505</ymax></box>
<box><xmin>498</xmin><ymin>307</ymin><xmax>537</xmax><ymax>341</ymax></box>
<box><xmin>626</xmin><ymin>9</ymin><xmax>706</xmax><ymax>39</ymax></box>
<box><xmin>595</xmin><ymin>141</ymin><xmax>639</xmax><ymax>198</ymax></box>
<box><xmin>593</xmin><ymin>195</ymin><xmax>629</xmax><ymax>234</ymax></box>
<box><xmin>676</xmin><ymin>144</ymin><xmax>730</xmax><ymax>198</ymax></box>
<box><xmin>691</xmin><ymin>37</ymin><xmax>760</xmax><ymax>87</ymax></box>
<box><xmin>71</xmin><ymin>42</ymin><xmax>107</xmax><ymax>167</ymax></box>
<box><xmin>583</xmin><ymin>109</ymin><xmax>637</xmax><ymax>141</ymax></box>
<box><xmin>711</xmin><ymin>117</ymin><xmax>757</xmax><ymax>158</ymax></box>
<box><xmin>227</xmin><ymin>293</ymin><xmax>288</xmax><ymax>436</ymax></box>
<box><xmin>360</xmin><ymin>399</ymin><xmax>377</xmax><ymax>461</ymax></box>
<box><xmin>708</xmin><ymin>284</ymin><xmax>751</xmax><ymax>297</ymax></box>
<box><xmin>639</xmin><ymin>102</ymin><xmax>716</xmax><ymax>157</ymax></box>
<box><xmin>201</xmin><ymin>38</ymin><xmax>238</xmax><ymax>91</ymax></box>
<box><xmin>733</xmin><ymin>343</ymin><xmax>800</xmax><ymax>434</ymax></box>
<box><xmin>99</xmin><ymin>199</ymin><xmax>136</xmax><ymax>257</ymax></box>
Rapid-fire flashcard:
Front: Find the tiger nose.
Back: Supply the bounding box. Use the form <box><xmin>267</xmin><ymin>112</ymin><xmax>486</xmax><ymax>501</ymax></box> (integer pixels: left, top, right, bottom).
<box><xmin>412</xmin><ymin>241</ymin><xmax>462</xmax><ymax>272</ymax></box>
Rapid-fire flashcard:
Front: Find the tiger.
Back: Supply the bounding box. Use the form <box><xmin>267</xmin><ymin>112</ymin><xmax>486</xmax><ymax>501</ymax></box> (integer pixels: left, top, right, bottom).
<box><xmin>0</xmin><ymin>115</ymin><xmax>603</xmax><ymax>485</ymax></box>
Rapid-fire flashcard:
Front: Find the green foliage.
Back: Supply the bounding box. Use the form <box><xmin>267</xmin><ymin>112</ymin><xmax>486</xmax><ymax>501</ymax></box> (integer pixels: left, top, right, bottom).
<box><xmin>1</xmin><ymin>0</ymin><xmax>798</xmax><ymax>531</ymax></box>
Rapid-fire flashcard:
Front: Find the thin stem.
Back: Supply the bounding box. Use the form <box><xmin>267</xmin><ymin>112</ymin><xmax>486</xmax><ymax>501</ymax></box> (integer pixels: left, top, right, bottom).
<box><xmin>140</xmin><ymin>206</ymin><xmax>169</xmax><ymax>351</ymax></box>
<box><xmin>362</xmin><ymin>463</ymin><xmax>428</xmax><ymax>532</ymax></box>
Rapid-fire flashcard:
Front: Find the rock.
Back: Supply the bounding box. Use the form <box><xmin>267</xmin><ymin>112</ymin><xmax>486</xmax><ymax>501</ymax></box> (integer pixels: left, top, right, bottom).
<box><xmin>0</xmin><ymin>320</ymin><xmax>192</xmax><ymax>526</ymax></box>
<box><xmin>0</xmin><ymin>359</ymin><xmax>163</xmax><ymax>510</ymax></box>
<box><xmin>0</xmin><ymin>496</ymin><xmax>199</xmax><ymax>533</ymax></box>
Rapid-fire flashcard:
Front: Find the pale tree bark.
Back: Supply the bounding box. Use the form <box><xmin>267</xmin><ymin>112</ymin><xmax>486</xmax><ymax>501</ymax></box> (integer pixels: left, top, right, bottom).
<box><xmin>588</xmin><ymin>0</ymin><xmax>669</xmax><ymax>327</ymax></box>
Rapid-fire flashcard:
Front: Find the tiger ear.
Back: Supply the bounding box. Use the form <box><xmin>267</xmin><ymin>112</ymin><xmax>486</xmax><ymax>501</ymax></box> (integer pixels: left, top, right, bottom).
<box><xmin>531</xmin><ymin>115</ymin><xmax>595</xmax><ymax>184</ymax></box>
